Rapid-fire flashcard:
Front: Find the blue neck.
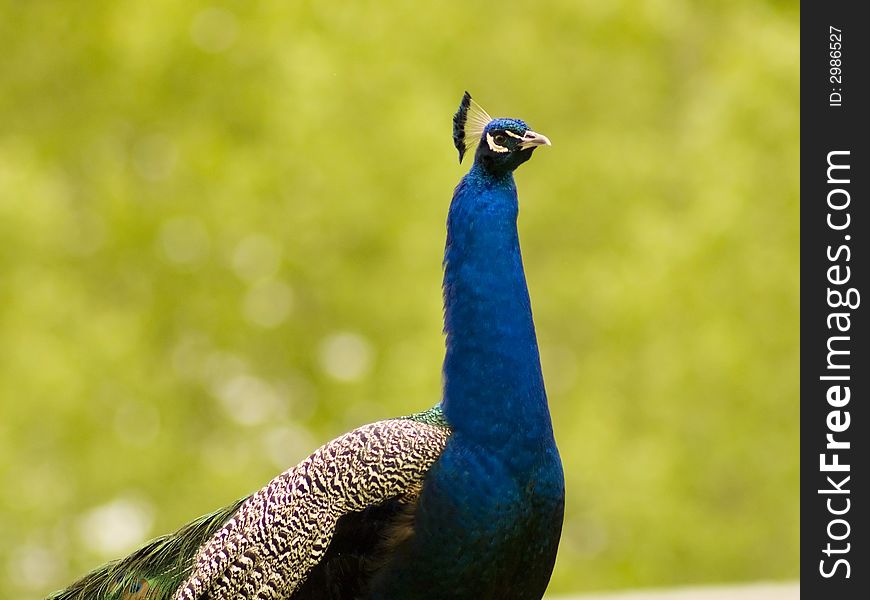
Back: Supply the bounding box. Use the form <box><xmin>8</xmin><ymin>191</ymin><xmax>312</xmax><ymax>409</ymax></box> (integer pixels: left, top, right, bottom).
<box><xmin>440</xmin><ymin>163</ymin><xmax>554</xmax><ymax>453</ymax></box>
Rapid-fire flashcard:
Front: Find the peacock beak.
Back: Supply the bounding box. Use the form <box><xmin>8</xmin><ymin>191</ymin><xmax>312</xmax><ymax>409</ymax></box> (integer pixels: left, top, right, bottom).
<box><xmin>518</xmin><ymin>130</ymin><xmax>552</xmax><ymax>149</ymax></box>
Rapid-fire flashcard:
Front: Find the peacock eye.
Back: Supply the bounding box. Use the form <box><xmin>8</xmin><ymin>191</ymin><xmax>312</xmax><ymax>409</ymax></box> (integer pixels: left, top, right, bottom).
<box><xmin>493</xmin><ymin>134</ymin><xmax>507</xmax><ymax>145</ymax></box>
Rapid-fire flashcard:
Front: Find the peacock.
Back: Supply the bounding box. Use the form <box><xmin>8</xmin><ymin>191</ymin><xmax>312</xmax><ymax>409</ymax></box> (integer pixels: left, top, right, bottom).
<box><xmin>48</xmin><ymin>92</ymin><xmax>564</xmax><ymax>600</ymax></box>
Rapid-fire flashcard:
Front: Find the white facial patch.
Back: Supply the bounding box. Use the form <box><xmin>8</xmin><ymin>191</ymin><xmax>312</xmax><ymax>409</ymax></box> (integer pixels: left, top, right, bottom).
<box><xmin>486</xmin><ymin>132</ymin><xmax>510</xmax><ymax>153</ymax></box>
<box><xmin>504</xmin><ymin>130</ymin><xmax>524</xmax><ymax>140</ymax></box>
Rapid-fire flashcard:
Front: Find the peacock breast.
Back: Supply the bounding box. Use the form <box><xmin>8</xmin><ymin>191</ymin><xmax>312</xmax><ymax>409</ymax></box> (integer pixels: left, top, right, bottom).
<box><xmin>368</xmin><ymin>435</ymin><xmax>564</xmax><ymax>600</ymax></box>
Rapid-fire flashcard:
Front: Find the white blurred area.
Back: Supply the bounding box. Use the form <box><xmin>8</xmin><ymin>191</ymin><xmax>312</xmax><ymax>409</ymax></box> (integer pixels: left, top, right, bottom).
<box><xmin>77</xmin><ymin>496</ymin><xmax>155</xmax><ymax>557</ymax></box>
<box><xmin>552</xmin><ymin>582</ymin><xmax>799</xmax><ymax>600</ymax></box>
<box><xmin>318</xmin><ymin>332</ymin><xmax>375</xmax><ymax>382</ymax></box>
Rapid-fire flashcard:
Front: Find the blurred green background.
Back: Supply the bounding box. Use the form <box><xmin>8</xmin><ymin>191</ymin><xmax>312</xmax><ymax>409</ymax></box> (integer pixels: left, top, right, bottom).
<box><xmin>0</xmin><ymin>0</ymin><xmax>798</xmax><ymax>596</ymax></box>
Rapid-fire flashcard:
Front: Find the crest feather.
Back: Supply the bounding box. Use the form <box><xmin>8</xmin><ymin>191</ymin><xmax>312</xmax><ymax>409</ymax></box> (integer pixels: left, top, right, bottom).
<box><xmin>452</xmin><ymin>92</ymin><xmax>493</xmax><ymax>163</ymax></box>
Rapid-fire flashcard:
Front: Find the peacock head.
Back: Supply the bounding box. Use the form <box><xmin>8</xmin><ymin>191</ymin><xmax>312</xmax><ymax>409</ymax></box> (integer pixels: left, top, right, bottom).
<box><xmin>452</xmin><ymin>91</ymin><xmax>551</xmax><ymax>174</ymax></box>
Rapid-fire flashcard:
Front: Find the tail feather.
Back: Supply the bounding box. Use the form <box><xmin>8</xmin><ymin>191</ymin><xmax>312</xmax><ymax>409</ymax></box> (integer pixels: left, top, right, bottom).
<box><xmin>46</xmin><ymin>497</ymin><xmax>247</xmax><ymax>600</ymax></box>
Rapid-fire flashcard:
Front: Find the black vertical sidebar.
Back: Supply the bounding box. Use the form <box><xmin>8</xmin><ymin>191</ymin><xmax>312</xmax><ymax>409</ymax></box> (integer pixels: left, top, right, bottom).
<box><xmin>801</xmin><ymin>3</ymin><xmax>868</xmax><ymax>598</ymax></box>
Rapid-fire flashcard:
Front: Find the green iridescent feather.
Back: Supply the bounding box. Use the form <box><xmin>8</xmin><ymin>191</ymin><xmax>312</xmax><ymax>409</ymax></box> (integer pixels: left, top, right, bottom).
<box><xmin>46</xmin><ymin>498</ymin><xmax>245</xmax><ymax>600</ymax></box>
<box><xmin>403</xmin><ymin>404</ymin><xmax>450</xmax><ymax>429</ymax></box>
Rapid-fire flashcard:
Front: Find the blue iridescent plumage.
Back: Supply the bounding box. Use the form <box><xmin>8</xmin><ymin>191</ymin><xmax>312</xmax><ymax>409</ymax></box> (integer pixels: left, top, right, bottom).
<box><xmin>368</xmin><ymin>93</ymin><xmax>564</xmax><ymax>598</ymax></box>
<box><xmin>48</xmin><ymin>93</ymin><xmax>563</xmax><ymax>600</ymax></box>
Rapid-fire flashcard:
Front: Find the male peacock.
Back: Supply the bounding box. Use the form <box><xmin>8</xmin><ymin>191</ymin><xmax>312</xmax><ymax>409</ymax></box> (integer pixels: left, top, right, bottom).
<box><xmin>48</xmin><ymin>92</ymin><xmax>564</xmax><ymax>600</ymax></box>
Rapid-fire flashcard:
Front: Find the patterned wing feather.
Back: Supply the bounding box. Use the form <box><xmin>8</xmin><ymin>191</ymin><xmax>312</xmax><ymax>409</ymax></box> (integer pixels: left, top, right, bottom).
<box><xmin>173</xmin><ymin>417</ymin><xmax>450</xmax><ymax>600</ymax></box>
